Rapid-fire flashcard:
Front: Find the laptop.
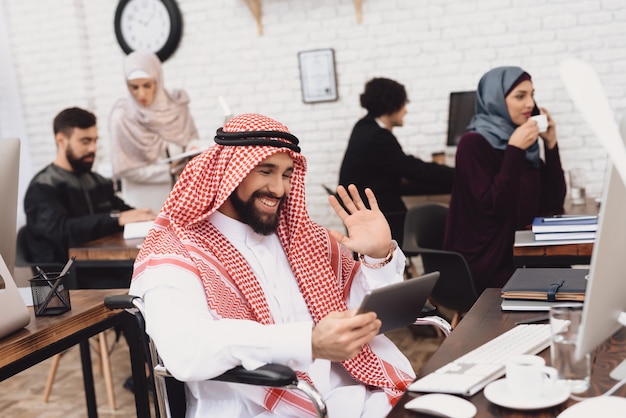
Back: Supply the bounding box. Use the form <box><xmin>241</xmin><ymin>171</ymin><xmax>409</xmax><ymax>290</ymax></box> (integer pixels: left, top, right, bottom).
<box><xmin>357</xmin><ymin>271</ymin><xmax>440</xmax><ymax>334</ymax></box>
<box><xmin>0</xmin><ymin>254</ymin><xmax>31</xmax><ymax>339</ymax></box>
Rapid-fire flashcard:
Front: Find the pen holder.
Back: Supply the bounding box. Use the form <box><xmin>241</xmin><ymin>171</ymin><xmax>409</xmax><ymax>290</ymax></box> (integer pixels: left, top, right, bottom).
<box><xmin>29</xmin><ymin>271</ymin><xmax>71</xmax><ymax>316</ymax></box>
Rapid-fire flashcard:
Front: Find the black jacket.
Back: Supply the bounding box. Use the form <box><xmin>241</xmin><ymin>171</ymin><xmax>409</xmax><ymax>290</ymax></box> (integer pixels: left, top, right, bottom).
<box><xmin>339</xmin><ymin>115</ymin><xmax>453</xmax><ymax>241</ymax></box>
<box><xmin>24</xmin><ymin>164</ymin><xmax>132</xmax><ymax>263</ymax></box>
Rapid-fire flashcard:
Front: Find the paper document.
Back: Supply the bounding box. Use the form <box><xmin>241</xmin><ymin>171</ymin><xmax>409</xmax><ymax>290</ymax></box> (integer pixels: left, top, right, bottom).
<box><xmin>514</xmin><ymin>230</ymin><xmax>595</xmax><ymax>247</ymax></box>
<box><xmin>534</xmin><ymin>231</ymin><xmax>596</xmax><ymax>241</ymax></box>
<box><xmin>18</xmin><ymin>287</ymin><xmax>33</xmax><ymax>306</ymax></box>
<box><xmin>501</xmin><ymin>299</ymin><xmax>564</xmax><ymax>312</ymax></box>
<box><xmin>157</xmin><ymin>146</ymin><xmax>209</xmax><ymax>164</ymax></box>
<box><xmin>541</xmin><ymin>215</ymin><xmax>597</xmax><ymax>222</ymax></box>
<box><xmin>123</xmin><ymin>221</ymin><xmax>154</xmax><ymax>239</ymax></box>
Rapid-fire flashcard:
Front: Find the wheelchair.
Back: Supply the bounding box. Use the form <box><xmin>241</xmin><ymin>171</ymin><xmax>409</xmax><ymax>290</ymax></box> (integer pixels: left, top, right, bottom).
<box><xmin>104</xmin><ymin>294</ymin><xmax>328</xmax><ymax>418</ymax></box>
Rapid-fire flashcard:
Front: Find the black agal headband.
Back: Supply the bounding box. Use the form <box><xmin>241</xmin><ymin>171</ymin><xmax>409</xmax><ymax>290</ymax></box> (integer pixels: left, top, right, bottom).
<box><xmin>214</xmin><ymin>128</ymin><xmax>301</xmax><ymax>152</ymax></box>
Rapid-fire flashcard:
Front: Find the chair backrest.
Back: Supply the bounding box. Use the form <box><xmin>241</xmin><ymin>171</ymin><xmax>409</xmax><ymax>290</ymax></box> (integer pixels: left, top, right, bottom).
<box><xmin>15</xmin><ymin>226</ymin><xmax>32</xmax><ymax>266</ymax></box>
<box><xmin>402</xmin><ymin>203</ymin><xmax>479</xmax><ymax>313</ymax></box>
<box><xmin>402</xmin><ymin>203</ymin><xmax>448</xmax><ymax>253</ymax></box>
<box><xmin>16</xmin><ymin>225</ymin><xmax>73</xmax><ymax>278</ymax></box>
<box><xmin>421</xmin><ymin>251</ymin><xmax>479</xmax><ymax>313</ymax></box>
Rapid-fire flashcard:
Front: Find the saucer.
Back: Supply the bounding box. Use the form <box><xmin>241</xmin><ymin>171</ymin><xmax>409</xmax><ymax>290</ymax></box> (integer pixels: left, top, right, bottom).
<box><xmin>557</xmin><ymin>396</ymin><xmax>626</xmax><ymax>417</ymax></box>
<box><xmin>484</xmin><ymin>378</ymin><xmax>570</xmax><ymax>410</ymax></box>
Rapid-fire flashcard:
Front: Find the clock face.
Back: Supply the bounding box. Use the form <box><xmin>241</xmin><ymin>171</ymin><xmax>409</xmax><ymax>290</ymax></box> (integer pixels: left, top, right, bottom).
<box><xmin>115</xmin><ymin>0</ymin><xmax>183</xmax><ymax>62</ymax></box>
<box><xmin>120</xmin><ymin>0</ymin><xmax>171</xmax><ymax>52</ymax></box>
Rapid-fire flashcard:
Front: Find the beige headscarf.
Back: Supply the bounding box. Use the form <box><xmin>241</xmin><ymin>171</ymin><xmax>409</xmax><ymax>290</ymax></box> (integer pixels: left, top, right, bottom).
<box><xmin>109</xmin><ymin>51</ymin><xmax>198</xmax><ymax>175</ymax></box>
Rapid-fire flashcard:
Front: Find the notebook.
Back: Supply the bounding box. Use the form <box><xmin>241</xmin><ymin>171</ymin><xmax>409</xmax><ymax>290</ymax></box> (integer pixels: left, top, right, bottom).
<box><xmin>123</xmin><ymin>220</ymin><xmax>154</xmax><ymax>239</ymax></box>
<box><xmin>501</xmin><ymin>268</ymin><xmax>588</xmax><ymax>302</ymax></box>
<box><xmin>0</xmin><ymin>254</ymin><xmax>30</xmax><ymax>339</ymax></box>
<box><xmin>357</xmin><ymin>271</ymin><xmax>440</xmax><ymax>334</ymax></box>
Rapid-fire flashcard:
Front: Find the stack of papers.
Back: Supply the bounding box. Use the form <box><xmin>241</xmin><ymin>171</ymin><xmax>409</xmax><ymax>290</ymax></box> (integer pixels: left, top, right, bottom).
<box><xmin>531</xmin><ymin>215</ymin><xmax>598</xmax><ymax>243</ymax></box>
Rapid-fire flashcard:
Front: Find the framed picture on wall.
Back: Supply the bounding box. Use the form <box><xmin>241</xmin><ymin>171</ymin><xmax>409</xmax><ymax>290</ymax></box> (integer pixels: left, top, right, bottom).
<box><xmin>298</xmin><ymin>49</ymin><xmax>338</xmax><ymax>103</ymax></box>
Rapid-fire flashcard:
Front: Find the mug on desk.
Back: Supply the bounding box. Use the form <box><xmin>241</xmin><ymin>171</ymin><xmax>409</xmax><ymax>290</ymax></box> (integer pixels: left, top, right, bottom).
<box><xmin>568</xmin><ymin>168</ymin><xmax>587</xmax><ymax>205</ymax></box>
<box><xmin>505</xmin><ymin>355</ymin><xmax>558</xmax><ymax>400</ymax></box>
<box><xmin>431</xmin><ymin>151</ymin><xmax>446</xmax><ymax>165</ymax></box>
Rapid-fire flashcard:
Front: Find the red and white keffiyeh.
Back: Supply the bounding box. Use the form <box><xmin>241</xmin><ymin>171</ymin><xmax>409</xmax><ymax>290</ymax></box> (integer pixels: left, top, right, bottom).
<box><xmin>133</xmin><ymin>114</ymin><xmax>413</xmax><ymax>415</ymax></box>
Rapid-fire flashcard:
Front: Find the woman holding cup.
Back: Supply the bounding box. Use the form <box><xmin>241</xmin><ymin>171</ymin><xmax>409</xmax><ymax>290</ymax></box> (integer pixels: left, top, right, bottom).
<box><xmin>444</xmin><ymin>66</ymin><xmax>567</xmax><ymax>292</ymax></box>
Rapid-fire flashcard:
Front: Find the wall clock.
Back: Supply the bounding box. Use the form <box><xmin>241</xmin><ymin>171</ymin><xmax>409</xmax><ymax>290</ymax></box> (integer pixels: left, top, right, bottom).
<box><xmin>114</xmin><ymin>0</ymin><xmax>183</xmax><ymax>62</ymax></box>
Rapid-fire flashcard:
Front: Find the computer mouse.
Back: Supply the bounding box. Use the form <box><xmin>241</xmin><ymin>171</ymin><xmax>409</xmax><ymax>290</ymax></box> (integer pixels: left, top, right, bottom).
<box><xmin>404</xmin><ymin>393</ymin><xmax>477</xmax><ymax>418</ymax></box>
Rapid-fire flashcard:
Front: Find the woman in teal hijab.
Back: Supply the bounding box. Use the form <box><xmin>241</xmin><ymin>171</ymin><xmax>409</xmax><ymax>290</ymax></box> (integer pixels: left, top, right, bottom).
<box><xmin>443</xmin><ymin>66</ymin><xmax>566</xmax><ymax>291</ymax></box>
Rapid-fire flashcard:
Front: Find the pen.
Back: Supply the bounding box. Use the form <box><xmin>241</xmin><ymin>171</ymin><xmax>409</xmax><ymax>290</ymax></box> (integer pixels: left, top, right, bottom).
<box><xmin>35</xmin><ymin>256</ymin><xmax>75</xmax><ymax>313</ymax></box>
<box><xmin>35</xmin><ymin>265</ymin><xmax>60</xmax><ymax>298</ymax></box>
<box><xmin>59</xmin><ymin>256</ymin><xmax>75</xmax><ymax>276</ymax></box>
<box><xmin>35</xmin><ymin>272</ymin><xmax>67</xmax><ymax>316</ymax></box>
<box><xmin>515</xmin><ymin>315</ymin><xmax>550</xmax><ymax>325</ymax></box>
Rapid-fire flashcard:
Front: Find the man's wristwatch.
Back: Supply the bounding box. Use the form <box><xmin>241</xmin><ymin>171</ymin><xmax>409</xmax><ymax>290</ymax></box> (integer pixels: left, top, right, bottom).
<box><xmin>110</xmin><ymin>210</ymin><xmax>121</xmax><ymax>219</ymax></box>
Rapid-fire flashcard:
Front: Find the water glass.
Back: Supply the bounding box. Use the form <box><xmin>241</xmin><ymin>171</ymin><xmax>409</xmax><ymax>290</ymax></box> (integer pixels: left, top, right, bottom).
<box><xmin>569</xmin><ymin>168</ymin><xmax>586</xmax><ymax>205</ymax></box>
<box><xmin>549</xmin><ymin>304</ymin><xmax>591</xmax><ymax>393</ymax></box>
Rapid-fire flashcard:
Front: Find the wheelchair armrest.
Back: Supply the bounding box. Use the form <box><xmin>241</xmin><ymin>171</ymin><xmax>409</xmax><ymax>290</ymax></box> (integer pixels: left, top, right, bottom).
<box><xmin>214</xmin><ymin>364</ymin><xmax>298</xmax><ymax>387</ymax></box>
<box><xmin>105</xmin><ymin>295</ymin><xmax>299</xmax><ymax>386</ymax></box>
<box><xmin>104</xmin><ymin>294</ymin><xmax>138</xmax><ymax>310</ymax></box>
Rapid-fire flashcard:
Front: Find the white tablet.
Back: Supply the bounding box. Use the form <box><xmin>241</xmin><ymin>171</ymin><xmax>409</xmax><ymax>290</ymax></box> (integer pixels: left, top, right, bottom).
<box><xmin>357</xmin><ymin>271</ymin><xmax>440</xmax><ymax>334</ymax></box>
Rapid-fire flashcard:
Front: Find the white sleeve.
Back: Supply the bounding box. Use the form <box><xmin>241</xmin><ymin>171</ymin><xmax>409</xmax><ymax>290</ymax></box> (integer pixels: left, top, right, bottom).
<box><xmin>130</xmin><ymin>267</ymin><xmax>314</xmax><ymax>382</ymax></box>
<box><xmin>346</xmin><ymin>243</ymin><xmax>406</xmax><ymax>309</ymax></box>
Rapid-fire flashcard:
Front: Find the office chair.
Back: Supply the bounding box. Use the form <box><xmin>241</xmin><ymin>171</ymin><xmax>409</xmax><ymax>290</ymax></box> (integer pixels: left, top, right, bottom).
<box><xmin>402</xmin><ymin>203</ymin><xmax>480</xmax><ymax>328</ymax></box>
<box><xmin>104</xmin><ymin>294</ymin><xmax>328</xmax><ymax>418</ymax></box>
<box><xmin>15</xmin><ymin>225</ymin><xmax>65</xmax><ymax>275</ymax></box>
<box><xmin>15</xmin><ymin>226</ymin><xmax>117</xmax><ymax>409</ymax></box>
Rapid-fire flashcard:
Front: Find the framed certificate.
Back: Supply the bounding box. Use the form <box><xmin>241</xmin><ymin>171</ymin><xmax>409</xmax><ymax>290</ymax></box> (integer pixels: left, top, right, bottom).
<box><xmin>298</xmin><ymin>49</ymin><xmax>338</xmax><ymax>103</ymax></box>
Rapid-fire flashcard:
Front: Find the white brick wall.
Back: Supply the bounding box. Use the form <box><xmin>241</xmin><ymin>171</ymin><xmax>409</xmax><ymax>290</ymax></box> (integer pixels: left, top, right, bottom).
<box><xmin>4</xmin><ymin>0</ymin><xmax>626</xmax><ymax>232</ymax></box>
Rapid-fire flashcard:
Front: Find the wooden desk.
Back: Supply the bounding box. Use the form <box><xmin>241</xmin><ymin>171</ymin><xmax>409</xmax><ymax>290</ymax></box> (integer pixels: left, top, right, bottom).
<box><xmin>69</xmin><ymin>232</ymin><xmax>143</xmax><ymax>261</ymax></box>
<box><xmin>387</xmin><ymin>288</ymin><xmax>626</xmax><ymax>417</ymax></box>
<box><xmin>562</xmin><ymin>196</ymin><xmax>600</xmax><ymax>217</ymax></box>
<box><xmin>0</xmin><ymin>289</ymin><xmax>150</xmax><ymax>418</ymax></box>
<box><xmin>514</xmin><ymin>238</ymin><xmax>593</xmax><ymax>267</ymax></box>
<box><xmin>402</xmin><ymin>194</ymin><xmax>451</xmax><ymax>209</ymax></box>
<box><xmin>68</xmin><ymin>233</ymin><xmax>143</xmax><ymax>289</ymax></box>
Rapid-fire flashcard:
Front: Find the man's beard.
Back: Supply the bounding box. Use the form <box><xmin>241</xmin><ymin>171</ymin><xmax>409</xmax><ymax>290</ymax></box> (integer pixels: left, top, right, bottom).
<box><xmin>229</xmin><ymin>189</ymin><xmax>285</xmax><ymax>235</ymax></box>
<box><xmin>66</xmin><ymin>148</ymin><xmax>94</xmax><ymax>173</ymax></box>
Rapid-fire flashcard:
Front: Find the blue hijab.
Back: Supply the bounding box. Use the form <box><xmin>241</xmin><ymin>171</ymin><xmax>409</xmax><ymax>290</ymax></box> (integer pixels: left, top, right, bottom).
<box><xmin>467</xmin><ymin>66</ymin><xmax>540</xmax><ymax>168</ymax></box>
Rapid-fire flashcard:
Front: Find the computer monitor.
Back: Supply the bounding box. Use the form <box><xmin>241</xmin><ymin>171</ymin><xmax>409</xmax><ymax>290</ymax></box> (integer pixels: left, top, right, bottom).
<box><xmin>0</xmin><ymin>137</ymin><xmax>21</xmax><ymax>280</ymax></box>
<box><xmin>446</xmin><ymin>91</ymin><xmax>476</xmax><ymax>147</ymax></box>
<box><xmin>575</xmin><ymin>136</ymin><xmax>626</xmax><ymax>380</ymax></box>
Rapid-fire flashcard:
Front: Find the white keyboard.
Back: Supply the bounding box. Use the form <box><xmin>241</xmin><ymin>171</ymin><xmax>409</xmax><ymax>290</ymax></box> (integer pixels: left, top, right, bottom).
<box><xmin>408</xmin><ymin>324</ymin><xmax>551</xmax><ymax>396</ymax></box>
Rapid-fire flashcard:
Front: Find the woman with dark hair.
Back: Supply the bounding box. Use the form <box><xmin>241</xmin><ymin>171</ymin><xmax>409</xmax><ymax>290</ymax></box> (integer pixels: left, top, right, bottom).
<box><xmin>339</xmin><ymin>77</ymin><xmax>453</xmax><ymax>244</ymax></box>
<box><xmin>443</xmin><ymin>66</ymin><xmax>566</xmax><ymax>292</ymax></box>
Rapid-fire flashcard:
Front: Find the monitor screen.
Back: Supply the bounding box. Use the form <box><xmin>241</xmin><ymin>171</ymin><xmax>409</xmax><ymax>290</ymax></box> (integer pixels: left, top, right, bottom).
<box><xmin>558</xmin><ymin>58</ymin><xmax>626</xmax><ymax>385</ymax></box>
<box><xmin>575</xmin><ymin>130</ymin><xmax>626</xmax><ymax>379</ymax></box>
<box><xmin>0</xmin><ymin>138</ymin><xmax>20</xmax><ymax>278</ymax></box>
<box><xmin>446</xmin><ymin>91</ymin><xmax>476</xmax><ymax>147</ymax></box>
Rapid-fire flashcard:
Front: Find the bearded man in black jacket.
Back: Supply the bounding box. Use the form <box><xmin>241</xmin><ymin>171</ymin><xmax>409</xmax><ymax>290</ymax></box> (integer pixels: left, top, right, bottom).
<box><xmin>24</xmin><ymin>107</ymin><xmax>156</xmax><ymax>286</ymax></box>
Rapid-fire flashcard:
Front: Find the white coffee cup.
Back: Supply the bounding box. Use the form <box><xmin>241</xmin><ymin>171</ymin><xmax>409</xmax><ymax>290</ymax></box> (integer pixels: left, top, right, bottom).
<box><xmin>505</xmin><ymin>355</ymin><xmax>557</xmax><ymax>400</ymax></box>
<box><xmin>530</xmin><ymin>114</ymin><xmax>548</xmax><ymax>133</ymax></box>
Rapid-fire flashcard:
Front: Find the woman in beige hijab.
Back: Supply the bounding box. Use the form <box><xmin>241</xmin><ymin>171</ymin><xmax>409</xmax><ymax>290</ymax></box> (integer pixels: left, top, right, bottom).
<box><xmin>109</xmin><ymin>51</ymin><xmax>199</xmax><ymax>212</ymax></box>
